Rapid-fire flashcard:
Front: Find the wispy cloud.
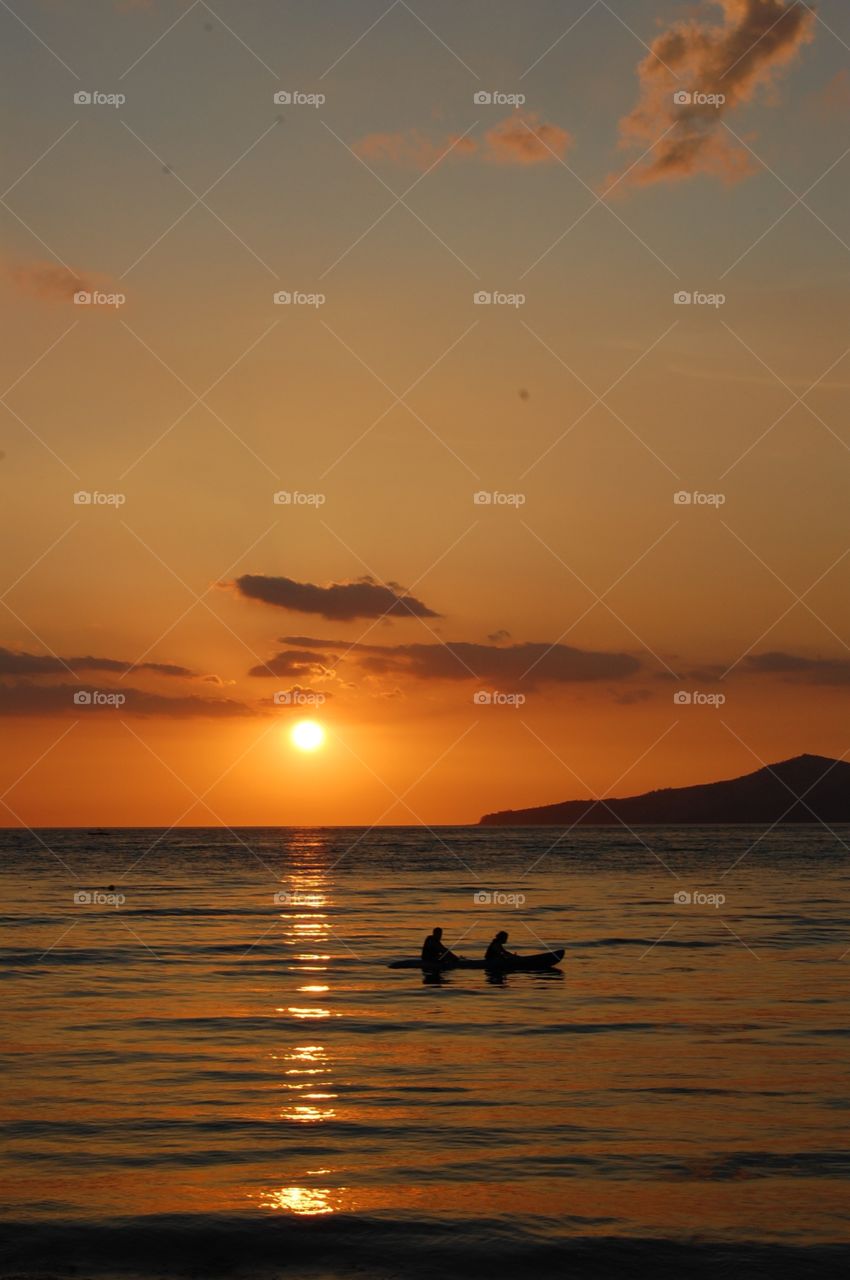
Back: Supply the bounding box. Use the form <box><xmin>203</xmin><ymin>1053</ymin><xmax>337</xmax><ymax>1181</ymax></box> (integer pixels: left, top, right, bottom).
<box><xmin>6</xmin><ymin>258</ymin><xmax>95</xmax><ymax>302</ymax></box>
<box><xmin>231</xmin><ymin>574</ymin><xmax>441</xmax><ymax>622</ymax></box>
<box><xmin>0</xmin><ymin>647</ymin><xmax>199</xmax><ymax>679</ymax></box>
<box><xmin>485</xmin><ymin>113</ymin><xmax>572</xmax><ymax>165</ymax></box>
<box><xmin>0</xmin><ymin>681</ymin><xmax>255</xmax><ymax>718</ymax></box>
<box><xmin>613</xmin><ymin>0</ymin><xmax>816</xmax><ymax>189</ymax></box>
<box><xmin>813</xmin><ymin>67</ymin><xmax>850</xmax><ymax>116</ymax></box>
<box><xmin>247</xmin><ymin>649</ymin><xmax>335</xmax><ymax>679</ymax></box>
<box><xmin>0</xmin><ymin>647</ymin><xmax>235</xmax><ymax>719</ymax></box>
<box><xmin>744</xmin><ymin>651</ymin><xmax>850</xmax><ymax>685</ymax></box>
<box><xmin>269</xmin><ymin>635</ymin><xmax>641</xmax><ymax>688</ymax></box>
<box><xmin>353</xmin><ymin>113</ymin><xmax>571</xmax><ymax>171</ymax></box>
<box><xmin>354</xmin><ymin>130</ymin><xmax>477</xmax><ymax>170</ymax></box>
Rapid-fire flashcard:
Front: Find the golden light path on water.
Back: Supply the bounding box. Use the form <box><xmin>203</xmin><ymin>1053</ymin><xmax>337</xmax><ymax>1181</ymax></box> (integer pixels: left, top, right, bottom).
<box><xmin>263</xmin><ymin>837</ymin><xmax>343</xmax><ymax>1213</ymax></box>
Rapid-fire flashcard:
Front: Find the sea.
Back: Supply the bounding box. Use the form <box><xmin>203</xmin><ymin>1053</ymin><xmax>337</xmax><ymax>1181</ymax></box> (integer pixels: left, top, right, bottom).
<box><xmin>1</xmin><ymin>825</ymin><xmax>849</xmax><ymax>1279</ymax></box>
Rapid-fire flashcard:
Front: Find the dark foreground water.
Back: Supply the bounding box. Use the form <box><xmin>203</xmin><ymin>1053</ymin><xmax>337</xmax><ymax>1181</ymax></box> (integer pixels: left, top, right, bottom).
<box><xmin>1</xmin><ymin>826</ymin><xmax>849</xmax><ymax>1278</ymax></box>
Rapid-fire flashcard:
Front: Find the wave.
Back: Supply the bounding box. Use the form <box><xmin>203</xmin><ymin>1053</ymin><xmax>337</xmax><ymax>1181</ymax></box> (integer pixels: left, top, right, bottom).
<box><xmin>1</xmin><ymin>1214</ymin><xmax>847</xmax><ymax>1280</ymax></box>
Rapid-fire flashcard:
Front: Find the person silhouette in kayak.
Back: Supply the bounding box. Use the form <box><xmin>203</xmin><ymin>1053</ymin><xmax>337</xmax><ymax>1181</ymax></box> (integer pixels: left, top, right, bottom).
<box><xmin>421</xmin><ymin>927</ymin><xmax>458</xmax><ymax>965</ymax></box>
<box><xmin>485</xmin><ymin>930</ymin><xmax>518</xmax><ymax>965</ymax></box>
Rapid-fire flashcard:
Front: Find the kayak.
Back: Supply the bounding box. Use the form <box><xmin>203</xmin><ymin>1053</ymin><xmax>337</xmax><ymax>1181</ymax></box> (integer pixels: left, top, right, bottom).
<box><xmin>389</xmin><ymin>948</ymin><xmax>564</xmax><ymax>972</ymax></box>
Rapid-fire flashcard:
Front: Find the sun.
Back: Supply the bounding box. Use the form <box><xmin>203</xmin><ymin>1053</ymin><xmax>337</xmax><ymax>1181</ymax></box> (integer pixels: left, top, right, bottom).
<box><xmin>290</xmin><ymin>720</ymin><xmax>326</xmax><ymax>752</ymax></box>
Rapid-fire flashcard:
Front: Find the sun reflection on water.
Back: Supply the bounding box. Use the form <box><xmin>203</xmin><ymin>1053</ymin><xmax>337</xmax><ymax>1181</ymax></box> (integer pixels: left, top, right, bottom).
<box><xmin>269</xmin><ymin>851</ymin><xmax>346</xmax><ymax>1168</ymax></box>
<box><xmin>259</xmin><ymin>1185</ymin><xmax>347</xmax><ymax>1215</ymax></box>
<box><xmin>279</xmin><ymin>1040</ymin><xmax>338</xmax><ymax>1123</ymax></box>
<box><xmin>283</xmin><ymin>1104</ymin><xmax>337</xmax><ymax>1123</ymax></box>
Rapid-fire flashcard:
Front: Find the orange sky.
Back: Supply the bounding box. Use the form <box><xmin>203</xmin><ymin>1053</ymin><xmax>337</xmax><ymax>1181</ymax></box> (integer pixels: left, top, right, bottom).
<box><xmin>2</xmin><ymin>0</ymin><xmax>849</xmax><ymax>824</ymax></box>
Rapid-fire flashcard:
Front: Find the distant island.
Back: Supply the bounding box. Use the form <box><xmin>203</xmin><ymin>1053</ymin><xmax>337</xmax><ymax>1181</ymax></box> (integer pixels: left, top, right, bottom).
<box><xmin>478</xmin><ymin>754</ymin><xmax>850</xmax><ymax>826</ymax></box>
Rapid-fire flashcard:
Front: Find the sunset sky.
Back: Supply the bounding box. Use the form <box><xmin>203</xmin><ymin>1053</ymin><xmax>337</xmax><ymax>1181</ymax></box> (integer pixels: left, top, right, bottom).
<box><xmin>2</xmin><ymin>0</ymin><xmax>849</xmax><ymax>825</ymax></box>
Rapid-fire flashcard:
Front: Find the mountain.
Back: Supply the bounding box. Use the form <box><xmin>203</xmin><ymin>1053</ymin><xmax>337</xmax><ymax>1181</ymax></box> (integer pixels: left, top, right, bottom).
<box><xmin>478</xmin><ymin>754</ymin><xmax>850</xmax><ymax>826</ymax></box>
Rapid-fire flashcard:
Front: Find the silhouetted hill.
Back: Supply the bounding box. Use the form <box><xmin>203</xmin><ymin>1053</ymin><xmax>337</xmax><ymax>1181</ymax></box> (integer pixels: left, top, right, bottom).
<box><xmin>478</xmin><ymin>754</ymin><xmax>850</xmax><ymax>826</ymax></box>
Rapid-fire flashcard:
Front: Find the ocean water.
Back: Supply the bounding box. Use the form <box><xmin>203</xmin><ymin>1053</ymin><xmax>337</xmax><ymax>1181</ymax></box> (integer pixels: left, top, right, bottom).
<box><xmin>1</xmin><ymin>825</ymin><xmax>849</xmax><ymax>1279</ymax></box>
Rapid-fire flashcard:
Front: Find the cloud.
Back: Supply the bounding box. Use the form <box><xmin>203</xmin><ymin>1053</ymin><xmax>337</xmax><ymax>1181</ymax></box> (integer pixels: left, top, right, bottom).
<box><xmin>354</xmin><ymin>130</ymin><xmax>477</xmax><ymax>170</ymax></box>
<box><xmin>613</xmin><ymin>0</ymin><xmax>816</xmax><ymax>188</ymax></box>
<box><xmin>0</xmin><ymin>648</ymin><xmax>237</xmax><ymax>716</ymax></box>
<box><xmin>272</xmin><ymin>635</ymin><xmax>640</xmax><ymax>688</ymax></box>
<box><xmin>814</xmin><ymin>68</ymin><xmax>850</xmax><ymax>115</ymax></box>
<box><xmin>0</xmin><ymin>647</ymin><xmax>198</xmax><ymax>679</ymax></box>
<box><xmin>0</xmin><ymin>681</ymin><xmax>255</xmax><ymax>718</ymax></box>
<box><xmin>247</xmin><ymin>649</ymin><xmax>334</xmax><ymax>679</ymax></box>
<box><xmin>232</xmin><ymin>575</ymin><xmax>440</xmax><ymax>622</ymax></box>
<box><xmin>352</xmin><ymin>113</ymin><xmax>570</xmax><ymax>171</ymax></box>
<box><xmin>484</xmin><ymin>113</ymin><xmax>572</xmax><ymax>165</ymax></box>
<box><xmin>6</xmin><ymin>259</ymin><xmax>96</xmax><ymax>303</ymax></box>
<box><xmin>744</xmin><ymin>651</ymin><xmax>850</xmax><ymax>685</ymax></box>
